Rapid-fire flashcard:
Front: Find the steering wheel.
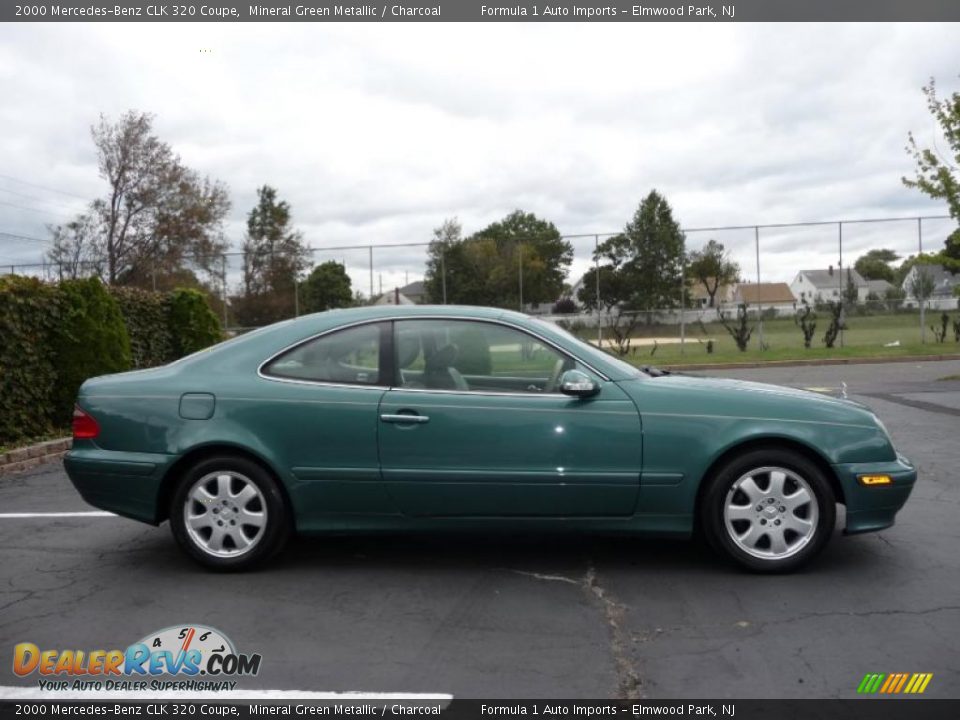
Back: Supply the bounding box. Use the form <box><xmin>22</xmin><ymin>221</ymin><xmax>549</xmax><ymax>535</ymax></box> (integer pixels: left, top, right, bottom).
<box><xmin>543</xmin><ymin>358</ymin><xmax>566</xmax><ymax>394</ymax></box>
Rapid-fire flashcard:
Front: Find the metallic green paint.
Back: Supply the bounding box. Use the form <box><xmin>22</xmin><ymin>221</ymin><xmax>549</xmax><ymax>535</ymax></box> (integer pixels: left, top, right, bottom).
<box><xmin>64</xmin><ymin>305</ymin><xmax>916</xmax><ymax>539</ymax></box>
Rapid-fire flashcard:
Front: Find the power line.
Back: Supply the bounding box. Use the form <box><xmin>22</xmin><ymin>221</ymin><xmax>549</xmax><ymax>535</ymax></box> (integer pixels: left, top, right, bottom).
<box><xmin>0</xmin><ymin>230</ymin><xmax>53</xmax><ymax>244</ymax></box>
<box><xmin>0</xmin><ymin>173</ymin><xmax>89</xmax><ymax>200</ymax></box>
<box><xmin>0</xmin><ymin>199</ymin><xmax>72</xmax><ymax>221</ymax></box>
<box><xmin>0</xmin><ymin>187</ymin><xmax>85</xmax><ymax>213</ymax></box>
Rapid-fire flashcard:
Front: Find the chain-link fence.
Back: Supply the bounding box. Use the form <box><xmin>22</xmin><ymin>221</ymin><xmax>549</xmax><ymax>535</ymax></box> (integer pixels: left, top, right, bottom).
<box><xmin>2</xmin><ymin>213</ymin><xmax>958</xmax><ymax>359</ymax></box>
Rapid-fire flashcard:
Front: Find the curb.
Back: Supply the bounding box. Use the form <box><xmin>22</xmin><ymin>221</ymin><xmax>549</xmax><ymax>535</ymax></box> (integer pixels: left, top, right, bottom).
<box><xmin>662</xmin><ymin>352</ymin><xmax>960</xmax><ymax>372</ymax></box>
<box><xmin>0</xmin><ymin>437</ymin><xmax>72</xmax><ymax>476</ymax></box>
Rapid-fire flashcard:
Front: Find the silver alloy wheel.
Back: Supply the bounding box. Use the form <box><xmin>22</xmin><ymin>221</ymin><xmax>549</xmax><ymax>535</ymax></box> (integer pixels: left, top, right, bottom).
<box><xmin>723</xmin><ymin>466</ymin><xmax>819</xmax><ymax>560</ymax></box>
<box><xmin>183</xmin><ymin>471</ymin><xmax>267</xmax><ymax>558</ymax></box>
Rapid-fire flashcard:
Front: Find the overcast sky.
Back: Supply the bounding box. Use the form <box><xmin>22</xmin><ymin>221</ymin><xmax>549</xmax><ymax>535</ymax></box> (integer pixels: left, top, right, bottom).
<box><xmin>0</xmin><ymin>22</ymin><xmax>957</xmax><ymax>294</ymax></box>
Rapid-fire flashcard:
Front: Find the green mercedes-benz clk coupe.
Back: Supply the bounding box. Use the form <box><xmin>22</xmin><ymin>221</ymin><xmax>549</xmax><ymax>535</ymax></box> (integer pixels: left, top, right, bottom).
<box><xmin>64</xmin><ymin>305</ymin><xmax>916</xmax><ymax>572</ymax></box>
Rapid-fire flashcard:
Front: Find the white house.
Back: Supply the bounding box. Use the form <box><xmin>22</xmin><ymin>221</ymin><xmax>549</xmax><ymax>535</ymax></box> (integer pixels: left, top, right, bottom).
<box><xmin>901</xmin><ymin>264</ymin><xmax>960</xmax><ymax>310</ymax></box>
<box><xmin>789</xmin><ymin>267</ymin><xmax>869</xmax><ymax>303</ymax></box>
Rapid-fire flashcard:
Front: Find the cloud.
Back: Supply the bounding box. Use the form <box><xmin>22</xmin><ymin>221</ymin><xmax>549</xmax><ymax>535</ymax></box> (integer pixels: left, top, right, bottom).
<box><xmin>0</xmin><ymin>22</ymin><xmax>956</xmax><ymax>293</ymax></box>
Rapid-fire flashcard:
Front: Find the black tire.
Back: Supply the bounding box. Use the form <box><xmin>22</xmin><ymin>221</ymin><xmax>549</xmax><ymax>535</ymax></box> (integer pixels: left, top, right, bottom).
<box><xmin>700</xmin><ymin>447</ymin><xmax>836</xmax><ymax>573</ymax></box>
<box><xmin>169</xmin><ymin>455</ymin><xmax>291</xmax><ymax>571</ymax></box>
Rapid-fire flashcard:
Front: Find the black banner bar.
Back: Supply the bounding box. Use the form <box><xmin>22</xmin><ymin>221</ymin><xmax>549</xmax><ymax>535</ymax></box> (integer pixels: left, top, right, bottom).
<box><xmin>2</xmin><ymin>701</ymin><xmax>960</xmax><ymax>720</ymax></box>
<box><xmin>3</xmin><ymin>0</ymin><xmax>960</xmax><ymax>23</ymax></box>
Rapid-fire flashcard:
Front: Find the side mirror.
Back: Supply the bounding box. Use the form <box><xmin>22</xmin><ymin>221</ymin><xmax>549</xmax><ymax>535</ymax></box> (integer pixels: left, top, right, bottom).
<box><xmin>559</xmin><ymin>370</ymin><xmax>600</xmax><ymax>398</ymax></box>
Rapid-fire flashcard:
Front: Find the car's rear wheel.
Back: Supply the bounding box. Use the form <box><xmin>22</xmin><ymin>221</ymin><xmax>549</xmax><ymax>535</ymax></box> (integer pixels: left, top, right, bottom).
<box><xmin>170</xmin><ymin>455</ymin><xmax>290</xmax><ymax>571</ymax></box>
<box><xmin>701</xmin><ymin>447</ymin><xmax>836</xmax><ymax>572</ymax></box>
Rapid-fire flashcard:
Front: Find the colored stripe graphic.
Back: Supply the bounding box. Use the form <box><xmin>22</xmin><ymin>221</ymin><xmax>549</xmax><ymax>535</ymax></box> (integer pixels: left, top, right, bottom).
<box><xmin>857</xmin><ymin>673</ymin><xmax>932</xmax><ymax>694</ymax></box>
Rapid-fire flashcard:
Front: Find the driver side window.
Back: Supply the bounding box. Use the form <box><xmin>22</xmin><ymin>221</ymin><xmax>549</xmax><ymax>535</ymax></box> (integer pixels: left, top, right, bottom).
<box><xmin>394</xmin><ymin>320</ymin><xmax>583</xmax><ymax>393</ymax></box>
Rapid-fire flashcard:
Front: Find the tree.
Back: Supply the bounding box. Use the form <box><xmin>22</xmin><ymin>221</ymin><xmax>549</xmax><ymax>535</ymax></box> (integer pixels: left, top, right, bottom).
<box><xmin>718</xmin><ymin>303</ymin><xmax>753</xmax><ymax>352</ymax></box>
<box><xmin>686</xmin><ymin>239</ymin><xmax>739</xmax><ymax>308</ymax></box>
<box><xmin>47</xmin><ymin>214</ymin><xmax>102</xmax><ymax>280</ymax></box>
<box><xmin>48</xmin><ymin>111</ymin><xmax>229</xmax><ymax>286</ymax></box>
<box><xmin>854</xmin><ymin>248</ymin><xmax>900</xmax><ymax>282</ymax></box>
<box><xmin>576</xmin><ymin>191</ymin><xmax>686</xmax><ymax>355</ymax></box>
<box><xmin>598</xmin><ymin>191</ymin><xmax>686</xmax><ymax>313</ymax></box>
<box><xmin>300</xmin><ymin>261</ymin><xmax>353</xmax><ymax>313</ymax></box>
<box><xmin>822</xmin><ymin>301</ymin><xmax>845</xmax><ymax>349</ymax></box>
<box><xmin>235</xmin><ymin>185</ymin><xmax>310</xmax><ymax>326</ymax></box>
<box><xmin>945</xmin><ymin>228</ymin><xmax>960</xmax><ymax>261</ymax></box>
<box><xmin>909</xmin><ymin>265</ymin><xmax>937</xmax><ymax>305</ymax></box>
<box><xmin>424</xmin><ymin>218</ymin><xmax>462</xmax><ymax>304</ymax></box>
<box><xmin>794</xmin><ymin>300</ymin><xmax>817</xmax><ymax>349</ymax></box>
<box><xmin>843</xmin><ymin>268</ymin><xmax>860</xmax><ymax>305</ymax></box>
<box><xmin>903</xmin><ymin>77</ymin><xmax>960</xmax><ymax>223</ymax></box>
<box><xmin>423</xmin><ymin>211</ymin><xmax>572</xmax><ymax>308</ymax></box>
<box><xmin>577</xmin><ymin>261</ymin><xmax>639</xmax><ymax>355</ymax></box>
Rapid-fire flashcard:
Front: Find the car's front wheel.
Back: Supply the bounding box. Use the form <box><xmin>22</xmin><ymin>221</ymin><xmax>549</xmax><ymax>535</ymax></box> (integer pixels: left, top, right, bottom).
<box><xmin>701</xmin><ymin>447</ymin><xmax>836</xmax><ymax>572</ymax></box>
<box><xmin>170</xmin><ymin>455</ymin><xmax>291</xmax><ymax>571</ymax></box>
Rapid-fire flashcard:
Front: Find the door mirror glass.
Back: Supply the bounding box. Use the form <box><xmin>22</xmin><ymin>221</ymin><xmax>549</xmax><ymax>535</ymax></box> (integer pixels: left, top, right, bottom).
<box><xmin>559</xmin><ymin>370</ymin><xmax>599</xmax><ymax>398</ymax></box>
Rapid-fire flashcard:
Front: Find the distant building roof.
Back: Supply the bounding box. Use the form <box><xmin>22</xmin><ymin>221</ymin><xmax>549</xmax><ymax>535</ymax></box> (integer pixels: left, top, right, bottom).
<box><xmin>903</xmin><ymin>264</ymin><xmax>960</xmax><ymax>297</ymax></box>
<box><xmin>689</xmin><ymin>279</ymin><xmax>735</xmax><ymax>302</ymax></box>
<box><xmin>797</xmin><ymin>268</ymin><xmax>866</xmax><ymax>289</ymax></box>
<box><xmin>735</xmin><ymin>282</ymin><xmax>796</xmax><ymax>305</ymax></box>
<box><xmin>864</xmin><ymin>279</ymin><xmax>894</xmax><ymax>295</ymax></box>
<box><xmin>399</xmin><ymin>280</ymin><xmax>426</xmax><ymax>299</ymax></box>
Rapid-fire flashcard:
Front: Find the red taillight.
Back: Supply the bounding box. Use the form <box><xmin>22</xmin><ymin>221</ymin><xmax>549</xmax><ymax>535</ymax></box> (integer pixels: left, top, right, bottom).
<box><xmin>72</xmin><ymin>405</ymin><xmax>100</xmax><ymax>440</ymax></box>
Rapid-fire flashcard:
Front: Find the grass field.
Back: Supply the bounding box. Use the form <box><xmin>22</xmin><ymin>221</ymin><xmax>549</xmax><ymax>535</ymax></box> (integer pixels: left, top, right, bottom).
<box><xmin>573</xmin><ymin>312</ymin><xmax>960</xmax><ymax>367</ymax></box>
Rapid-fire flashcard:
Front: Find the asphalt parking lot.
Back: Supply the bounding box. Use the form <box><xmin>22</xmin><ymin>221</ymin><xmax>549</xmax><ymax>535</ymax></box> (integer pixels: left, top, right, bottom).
<box><xmin>1</xmin><ymin>359</ymin><xmax>958</xmax><ymax>700</ymax></box>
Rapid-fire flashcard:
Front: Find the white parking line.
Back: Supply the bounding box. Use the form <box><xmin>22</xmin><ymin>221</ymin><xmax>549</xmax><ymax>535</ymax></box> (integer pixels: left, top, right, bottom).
<box><xmin>0</xmin><ymin>686</ymin><xmax>453</xmax><ymax>701</ymax></box>
<box><xmin>0</xmin><ymin>512</ymin><xmax>116</xmax><ymax>518</ymax></box>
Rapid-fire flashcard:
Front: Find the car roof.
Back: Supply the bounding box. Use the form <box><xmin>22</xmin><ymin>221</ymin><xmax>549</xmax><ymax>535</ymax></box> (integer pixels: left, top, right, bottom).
<box><xmin>181</xmin><ymin>304</ymin><xmax>635</xmax><ymax>381</ymax></box>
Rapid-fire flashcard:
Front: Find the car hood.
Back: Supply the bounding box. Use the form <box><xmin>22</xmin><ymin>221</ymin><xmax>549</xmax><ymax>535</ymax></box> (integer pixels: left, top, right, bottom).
<box><xmin>617</xmin><ymin>373</ymin><xmax>878</xmax><ymax>426</ymax></box>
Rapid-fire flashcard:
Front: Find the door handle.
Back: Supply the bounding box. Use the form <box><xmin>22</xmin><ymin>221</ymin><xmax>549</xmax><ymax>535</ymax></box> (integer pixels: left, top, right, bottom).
<box><xmin>380</xmin><ymin>413</ymin><xmax>430</xmax><ymax>424</ymax></box>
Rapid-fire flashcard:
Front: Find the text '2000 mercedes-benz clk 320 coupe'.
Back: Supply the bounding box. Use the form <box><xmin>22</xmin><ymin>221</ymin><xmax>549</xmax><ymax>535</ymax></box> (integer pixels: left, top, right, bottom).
<box><xmin>64</xmin><ymin>305</ymin><xmax>916</xmax><ymax>572</ymax></box>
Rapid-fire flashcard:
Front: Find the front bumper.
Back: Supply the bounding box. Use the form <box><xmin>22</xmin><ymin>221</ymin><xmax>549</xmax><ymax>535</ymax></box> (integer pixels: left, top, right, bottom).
<box><xmin>63</xmin><ymin>442</ymin><xmax>176</xmax><ymax>524</ymax></box>
<box><xmin>833</xmin><ymin>453</ymin><xmax>917</xmax><ymax>535</ymax></box>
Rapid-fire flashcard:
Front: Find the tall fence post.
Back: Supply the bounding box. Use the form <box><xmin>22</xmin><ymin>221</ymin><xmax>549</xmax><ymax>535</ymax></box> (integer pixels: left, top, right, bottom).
<box><xmin>368</xmin><ymin>246</ymin><xmax>374</xmax><ymax>302</ymax></box>
<box><xmin>755</xmin><ymin>226</ymin><xmax>763</xmax><ymax>350</ymax></box>
<box><xmin>595</xmin><ymin>235</ymin><xmax>602</xmax><ymax>348</ymax></box>
<box><xmin>679</xmin><ymin>250</ymin><xmax>686</xmax><ymax>356</ymax></box>
<box><xmin>293</xmin><ymin>271</ymin><xmax>299</xmax><ymax>317</ymax></box>
<box><xmin>441</xmin><ymin>247</ymin><xmax>447</xmax><ymax>304</ymax></box>
<box><xmin>918</xmin><ymin>217</ymin><xmax>925</xmax><ymax>344</ymax></box>
<box><xmin>220</xmin><ymin>255</ymin><xmax>228</xmax><ymax>330</ymax></box>
<box><xmin>838</xmin><ymin>221</ymin><xmax>844</xmax><ymax>348</ymax></box>
<box><xmin>518</xmin><ymin>241</ymin><xmax>523</xmax><ymax>311</ymax></box>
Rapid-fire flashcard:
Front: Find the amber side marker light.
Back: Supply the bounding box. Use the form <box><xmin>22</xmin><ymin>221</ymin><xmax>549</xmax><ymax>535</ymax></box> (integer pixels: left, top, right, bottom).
<box><xmin>858</xmin><ymin>474</ymin><xmax>893</xmax><ymax>486</ymax></box>
<box><xmin>72</xmin><ymin>405</ymin><xmax>100</xmax><ymax>440</ymax></box>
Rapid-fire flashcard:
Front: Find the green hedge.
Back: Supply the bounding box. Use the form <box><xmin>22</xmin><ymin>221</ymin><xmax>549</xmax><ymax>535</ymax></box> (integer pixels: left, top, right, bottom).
<box><xmin>50</xmin><ymin>278</ymin><xmax>132</xmax><ymax>426</ymax></box>
<box><xmin>110</xmin><ymin>286</ymin><xmax>173</xmax><ymax>368</ymax></box>
<box><xmin>0</xmin><ymin>277</ymin><xmax>224</xmax><ymax>444</ymax></box>
<box><xmin>0</xmin><ymin>276</ymin><xmax>61</xmax><ymax>443</ymax></box>
<box><xmin>167</xmin><ymin>288</ymin><xmax>223</xmax><ymax>357</ymax></box>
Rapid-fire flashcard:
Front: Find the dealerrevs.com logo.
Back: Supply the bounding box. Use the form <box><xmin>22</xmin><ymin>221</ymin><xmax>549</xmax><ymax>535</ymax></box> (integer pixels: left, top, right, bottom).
<box><xmin>13</xmin><ymin>624</ymin><xmax>261</xmax><ymax>692</ymax></box>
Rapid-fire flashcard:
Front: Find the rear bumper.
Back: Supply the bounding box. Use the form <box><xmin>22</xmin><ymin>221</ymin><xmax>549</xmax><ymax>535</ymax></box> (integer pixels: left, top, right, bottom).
<box><xmin>63</xmin><ymin>443</ymin><xmax>176</xmax><ymax>525</ymax></box>
<box><xmin>833</xmin><ymin>453</ymin><xmax>917</xmax><ymax>535</ymax></box>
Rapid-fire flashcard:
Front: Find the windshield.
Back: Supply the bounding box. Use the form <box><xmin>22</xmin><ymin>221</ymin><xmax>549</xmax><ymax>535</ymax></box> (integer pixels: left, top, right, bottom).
<box><xmin>529</xmin><ymin>318</ymin><xmax>646</xmax><ymax>378</ymax></box>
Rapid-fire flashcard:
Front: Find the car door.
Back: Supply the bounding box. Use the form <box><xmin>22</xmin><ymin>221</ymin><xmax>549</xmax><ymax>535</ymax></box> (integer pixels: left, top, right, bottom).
<box><xmin>256</xmin><ymin>321</ymin><xmax>400</xmax><ymax>519</ymax></box>
<box><xmin>377</xmin><ymin>318</ymin><xmax>642</xmax><ymax>517</ymax></box>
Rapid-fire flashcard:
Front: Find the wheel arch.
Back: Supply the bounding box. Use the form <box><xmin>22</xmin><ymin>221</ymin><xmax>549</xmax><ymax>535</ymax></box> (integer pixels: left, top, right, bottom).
<box><xmin>157</xmin><ymin>443</ymin><xmax>294</xmax><ymax>524</ymax></box>
<box><xmin>693</xmin><ymin>435</ymin><xmax>845</xmax><ymax>530</ymax></box>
